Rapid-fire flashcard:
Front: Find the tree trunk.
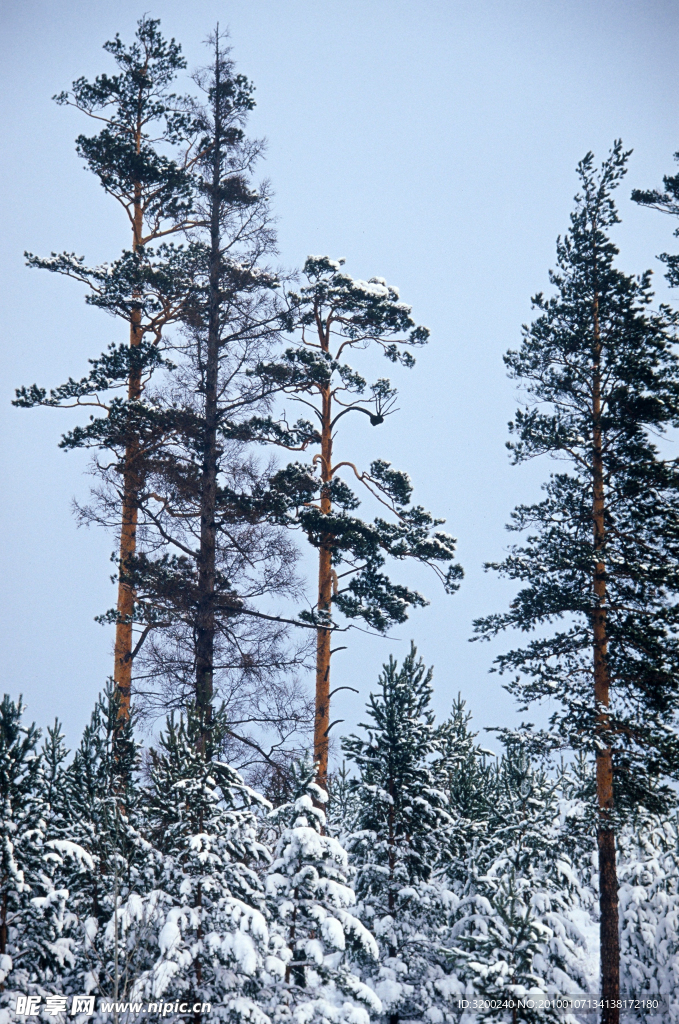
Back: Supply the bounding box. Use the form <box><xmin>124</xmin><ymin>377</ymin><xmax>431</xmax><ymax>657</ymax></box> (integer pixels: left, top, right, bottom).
<box><xmin>194</xmin><ymin>51</ymin><xmax>223</xmax><ymax>752</ymax></box>
<box><xmin>192</xmin><ymin>879</ymin><xmax>203</xmax><ymax>1024</ymax></box>
<box><xmin>0</xmin><ymin>889</ymin><xmax>7</xmax><ymax>958</ymax></box>
<box><xmin>591</xmin><ymin>291</ymin><xmax>619</xmax><ymax>1024</ymax></box>
<box><xmin>0</xmin><ymin>888</ymin><xmax>6</xmax><ymax>993</ymax></box>
<box><xmin>598</xmin><ymin>828</ymin><xmax>619</xmax><ymax>1020</ymax></box>
<box><xmin>314</xmin><ymin>380</ymin><xmax>333</xmax><ymax>790</ymax></box>
<box><xmin>387</xmin><ymin>773</ymin><xmax>397</xmax><ymax>963</ymax></box>
<box><xmin>284</xmin><ymin>889</ymin><xmax>300</xmax><ymax>985</ymax></box>
<box><xmin>113</xmin><ymin>176</ymin><xmax>144</xmax><ymax>721</ymax></box>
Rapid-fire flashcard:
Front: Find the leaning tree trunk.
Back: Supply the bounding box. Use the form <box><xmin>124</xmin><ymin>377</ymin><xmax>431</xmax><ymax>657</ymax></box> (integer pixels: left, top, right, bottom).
<box><xmin>592</xmin><ymin>291</ymin><xmax>620</xmax><ymax>1024</ymax></box>
<box><xmin>314</xmin><ymin>377</ymin><xmax>333</xmax><ymax>791</ymax></box>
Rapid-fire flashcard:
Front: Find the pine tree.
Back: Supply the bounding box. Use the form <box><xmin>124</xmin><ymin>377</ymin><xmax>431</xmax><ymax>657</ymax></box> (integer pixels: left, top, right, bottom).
<box><xmin>24</xmin><ymin>723</ymin><xmax>84</xmax><ymax>1002</ymax></box>
<box><xmin>326</xmin><ymin>762</ymin><xmax>358</xmax><ymax>842</ymax></box>
<box><xmin>434</xmin><ymin>695</ymin><xmax>495</xmax><ymax>877</ymax></box>
<box><xmin>618</xmin><ymin>809</ymin><xmax>679</xmax><ymax>1021</ymax></box>
<box><xmin>264</xmin><ymin>759</ymin><xmax>381</xmax><ymax>1024</ymax></box>
<box><xmin>632</xmin><ymin>153</ymin><xmax>679</xmax><ymax>289</ymax></box>
<box><xmin>112</xmin><ymin>32</ymin><xmax>311</xmax><ymax>769</ymax></box>
<box><xmin>474</xmin><ymin>142</ymin><xmax>679</xmax><ymax>1023</ymax></box>
<box><xmin>111</xmin><ymin>706</ymin><xmax>272</xmax><ymax>1022</ymax></box>
<box><xmin>184</xmin><ymin>32</ymin><xmax>275</xmax><ymax>744</ymax></box>
<box><xmin>0</xmin><ymin>694</ymin><xmax>40</xmax><ymax>991</ymax></box>
<box><xmin>0</xmin><ymin>700</ymin><xmax>83</xmax><ymax>1014</ymax></box>
<box><xmin>262</xmin><ymin>259</ymin><xmax>463</xmax><ymax>786</ymax></box>
<box><xmin>15</xmin><ymin>17</ymin><xmax>201</xmax><ymax>716</ymax></box>
<box><xmin>446</xmin><ymin>745</ymin><xmax>593</xmax><ymax>1022</ymax></box>
<box><xmin>48</xmin><ymin>686</ymin><xmax>156</xmax><ymax>1003</ymax></box>
<box><xmin>341</xmin><ymin>646</ymin><xmax>458</xmax><ymax>1024</ymax></box>
<box><xmin>0</xmin><ymin>696</ymin><xmax>43</xmax><ymax>1007</ymax></box>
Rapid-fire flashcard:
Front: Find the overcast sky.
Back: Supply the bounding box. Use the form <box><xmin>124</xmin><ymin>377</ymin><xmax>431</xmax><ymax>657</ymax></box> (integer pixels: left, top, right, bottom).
<box><xmin>1</xmin><ymin>0</ymin><xmax>679</xmax><ymax>750</ymax></box>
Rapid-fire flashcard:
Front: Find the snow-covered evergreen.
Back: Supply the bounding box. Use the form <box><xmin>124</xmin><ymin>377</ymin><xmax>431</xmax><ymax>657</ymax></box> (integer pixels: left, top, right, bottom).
<box><xmin>618</xmin><ymin>810</ymin><xmax>679</xmax><ymax>1021</ymax></box>
<box><xmin>446</xmin><ymin>745</ymin><xmax>594</xmax><ymax>1021</ymax></box>
<box><xmin>44</xmin><ymin>687</ymin><xmax>156</xmax><ymax>1006</ymax></box>
<box><xmin>118</xmin><ymin>706</ymin><xmax>272</xmax><ymax>1023</ymax></box>
<box><xmin>0</xmin><ymin>698</ymin><xmax>82</xmax><ymax>1020</ymax></box>
<box><xmin>265</xmin><ymin>759</ymin><xmax>381</xmax><ymax>1024</ymax></box>
<box><xmin>434</xmin><ymin>695</ymin><xmax>496</xmax><ymax>888</ymax></box>
<box><xmin>342</xmin><ymin>646</ymin><xmax>460</xmax><ymax>1023</ymax></box>
<box><xmin>3</xmin><ymin>657</ymin><xmax>679</xmax><ymax>1024</ymax></box>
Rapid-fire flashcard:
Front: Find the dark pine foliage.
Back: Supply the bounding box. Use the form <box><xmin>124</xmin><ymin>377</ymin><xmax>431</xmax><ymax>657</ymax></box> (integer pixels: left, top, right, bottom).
<box><xmin>474</xmin><ymin>141</ymin><xmax>679</xmax><ymax>1020</ymax></box>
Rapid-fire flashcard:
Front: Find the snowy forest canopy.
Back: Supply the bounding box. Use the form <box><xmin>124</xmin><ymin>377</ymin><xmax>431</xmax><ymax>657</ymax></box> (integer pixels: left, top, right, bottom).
<box><xmin>5</xmin><ymin>14</ymin><xmax>679</xmax><ymax>1024</ymax></box>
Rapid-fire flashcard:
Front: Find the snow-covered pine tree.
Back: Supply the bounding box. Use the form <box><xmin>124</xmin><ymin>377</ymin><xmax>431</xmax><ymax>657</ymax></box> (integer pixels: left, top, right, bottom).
<box><xmin>0</xmin><ymin>695</ymin><xmax>43</xmax><ymax>1012</ymax></box>
<box><xmin>118</xmin><ymin>706</ymin><xmax>272</xmax><ymax>1023</ymax></box>
<box><xmin>446</xmin><ymin>744</ymin><xmax>594</xmax><ymax>1022</ymax></box>
<box><xmin>40</xmin><ymin>721</ymin><xmax>69</xmax><ymax>818</ymax></box>
<box><xmin>0</xmin><ymin>700</ymin><xmax>82</xmax><ymax>1019</ymax></box>
<box><xmin>341</xmin><ymin>645</ymin><xmax>459</xmax><ymax>1024</ymax></box>
<box><xmin>434</xmin><ymin>695</ymin><xmax>495</xmax><ymax>882</ymax></box>
<box><xmin>265</xmin><ymin>759</ymin><xmax>381</xmax><ymax>1024</ymax></box>
<box><xmin>47</xmin><ymin>685</ymin><xmax>156</xmax><ymax>1004</ymax></box>
<box><xmin>326</xmin><ymin>763</ymin><xmax>358</xmax><ymax>842</ymax></box>
<box><xmin>23</xmin><ymin>722</ymin><xmax>84</xmax><ymax>1004</ymax></box>
<box><xmin>618</xmin><ymin>809</ymin><xmax>679</xmax><ymax>1022</ymax></box>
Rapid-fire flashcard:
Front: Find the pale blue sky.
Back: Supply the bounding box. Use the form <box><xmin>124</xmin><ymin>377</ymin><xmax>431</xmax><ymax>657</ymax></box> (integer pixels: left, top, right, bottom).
<box><xmin>1</xmin><ymin>0</ymin><xmax>678</xmax><ymax>748</ymax></box>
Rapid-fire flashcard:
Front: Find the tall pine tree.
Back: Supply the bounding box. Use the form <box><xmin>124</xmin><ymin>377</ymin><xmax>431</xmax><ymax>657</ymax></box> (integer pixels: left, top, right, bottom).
<box><xmin>15</xmin><ymin>17</ymin><xmax>200</xmax><ymax>717</ymax></box>
<box><xmin>263</xmin><ymin>258</ymin><xmax>463</xmax><ymax>786</ymax></box>
<box><xmin>113</xmin><ymin>32</ymin><xmax>311</xmax><ymax>768</ymax></box>
<box><xmin>474</xmin><ymin>142</ymin><xmax>679</xmax><ymax>1023</ymax></box>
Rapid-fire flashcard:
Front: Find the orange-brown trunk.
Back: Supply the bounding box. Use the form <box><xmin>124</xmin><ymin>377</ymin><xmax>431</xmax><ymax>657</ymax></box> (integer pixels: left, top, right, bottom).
<box><xmin>113</xmin><ymin>352</ymin><xmax>140</xmax><ymax>719</ymax></box>
<box><xmin>314</xmin><ymin>382</ymin><xmax>333</xmax><ymax>790</ymax></box>
<box><xmin>592</xmin><ymin>292</ymin><xmax>619</xmax><ymax>1023</ymax></box>
<box><xmin>114</xmin><ymin>177</ymin><xmax>143</xmax><ymax>722</ymax></box>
